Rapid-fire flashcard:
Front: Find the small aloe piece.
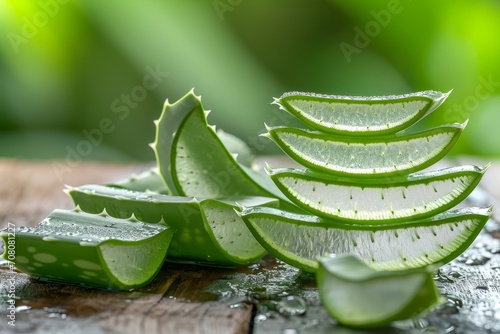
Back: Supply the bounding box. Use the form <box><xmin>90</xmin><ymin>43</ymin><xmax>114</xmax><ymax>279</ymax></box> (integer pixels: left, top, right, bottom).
<box><xmin>317</xmin><ymin>254</ymin><xmax>439</xmax><ymax>328</ymax></box>
<box><xmin>264</xmin><ymin>122</ymin><xmax>466</xmax><ymax>177</ymax></box>
<box><xmin>275</xmin><ymin>90</ymin><xmax>450</xmax><ymax>135</ymax></box>
<box><xmin>239</xmin><ymin>206</ymin><xmax>491</xmax><ymax>273</ymax></box>
<box><xmin>152</xmin><ymin>90</ymin><xmax>287</xmax><ymax>202</ymax></box>
<box><xmin>267</xmin><ymin>164</ymin><xmax>487</xmax><ymax>223</ymax></box>
<box><xmin>108</xmin><ymin>168</ymin><xmax>170</xmax><ymax>194</ymax></box>
<box><xmin>0</xmin><ymin>209</ymin><xmax>174</xmax><ymax>290</ymax></box>
<box><xmin>66</xmin><ymin>185</ymin><xmax>275</xmax><ymax>266</ymax></box>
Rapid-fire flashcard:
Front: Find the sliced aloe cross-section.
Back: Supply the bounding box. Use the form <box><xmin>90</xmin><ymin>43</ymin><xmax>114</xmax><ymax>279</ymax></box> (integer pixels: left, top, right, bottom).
<box><xmin>239</xmin><ymin>206</ymin><xmax>491</xmax><ymax>273</ymax></box>
<box><xmin>264</xmin><ymin>122</ymin><xmax>466</xmax><ymax>177</ymax></box>
<box><xmin>152</xmin><ymin>90</ymin><xmax>286</xmax><ymax>202</ymax></box>
<box><xmin>67</xmin><ymin>185</ymin><xmax>276</xmax><ymax>266</ymax></box>
<box><xmin>0</xmin><ymin>209</ymin><xmax>174</xmax><ymax>290</ymax></box>
<box><xmin>275</xmin><ymin>90</ymin><xmax>449</xmax><ymax>135</ymax></box>
<box><xmin>268</xmin><ymin>165</ymin><xmax>487</xmax><ymax>223</ymax></box>
<box><xmin>317</xmin><ymin>254</ymin><xmax>439</xmax><ymax>328</ymax></box>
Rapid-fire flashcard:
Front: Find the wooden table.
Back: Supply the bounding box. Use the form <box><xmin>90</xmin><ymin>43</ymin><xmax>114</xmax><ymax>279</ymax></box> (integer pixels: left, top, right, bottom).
<box><xmin>0</xmin><ymin>158</ymin><xmax>499</xmax><ymax>334</ymax></box>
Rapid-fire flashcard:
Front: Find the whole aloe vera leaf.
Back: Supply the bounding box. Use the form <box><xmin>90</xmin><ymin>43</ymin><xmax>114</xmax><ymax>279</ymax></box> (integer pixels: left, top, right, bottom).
<box><xmin>267</xmin><ymin>164</ymin><xmax>487</xmax><ymax>223</ymax></box>
<box><xmin>264</xmin><ymin>122</ymin><xmax>466</xmax><ymax>178</ymax></box>
<box><xmin>0</xmin><ymin>209</ymin><xmax>174</xmax><ymax>290</ymax></box>
<box><xmin>238</xmin><ymin>206</ymin><xmax>491</xmax><ymax>273</ymax></box>
<box><xmin>152</xmin><ymin>90</ymin><xmax>288</xmax><ymax>203</ymax></box>
<box><xmin>66</xmin><ymin>185</ymin><xmax>275</xmax><ymax>266</ymax></box>
<box><xmin>275</xmin><ymin>90</ymin><xmax>450</xmax><ymax>136</ymax></box>
<box><xmin>108</xmin><ymin>168</ymin><xmax>170</xmax><ymax>194</ymax></box>
<box><xmin>317</xmin><ymin>254</ymin><xmax>439</xmax><ymax>328</ymax></box>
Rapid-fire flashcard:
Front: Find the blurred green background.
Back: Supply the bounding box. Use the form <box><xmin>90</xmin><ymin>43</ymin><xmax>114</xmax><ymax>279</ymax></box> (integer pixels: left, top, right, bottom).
<box><xmin>1</xmin><ymin>0</ymin><xmax>500</xmax><ymax>162</ymax></box>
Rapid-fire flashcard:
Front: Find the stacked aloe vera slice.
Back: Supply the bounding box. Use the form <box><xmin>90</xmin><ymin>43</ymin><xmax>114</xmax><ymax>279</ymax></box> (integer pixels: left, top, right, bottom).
<box><xmin>240</xmin><ymin>90</ymin><xmax>492</xmax><ymax>273</ymax></box>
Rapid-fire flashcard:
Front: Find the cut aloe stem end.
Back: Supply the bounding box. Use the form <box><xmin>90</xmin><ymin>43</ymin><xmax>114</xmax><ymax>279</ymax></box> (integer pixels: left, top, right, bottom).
<box><xmin>267</xmin><ymin>164</ymin><xmax>488</xmax><ymax>223</ymax></box>
<box><xmin>239</xmin><ymin>206</ymin><xmax>492</xmax><ymax>274</ymax></box>
<box><xmin>263</xmin><ymin>122</ymin><xmax>467</xmax><ymax>178</ymax></box>
<box><xmin>273</xmin><ymin>90</ymin><xmax>451</xmax><ymax>136</ymax></box>
<box><xmin>0</xmin><ymin>209</ymin><xmax>174</xmax><ymax>290</ymax></box>
<box><xmin>317</xmin><ymin>254</ymin><xmax>440</xmax><ymax>328</ymax></box>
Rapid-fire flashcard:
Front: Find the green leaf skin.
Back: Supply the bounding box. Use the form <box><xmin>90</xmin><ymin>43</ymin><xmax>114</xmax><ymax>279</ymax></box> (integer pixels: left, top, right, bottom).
<box><xmin>151</xmin><ymin>90</ymin><xmax>290</xmax><ymax>204</ymax></box>
<box><xmin>275</xmin><ymin>90</ymin><xmax>450</xmax><ymax>136</ymax></box>
<box><xmin>108</xmin><ymin>168</ymin><xmax>170</xmax><ymax>194</ymax></box>
<box><xmin>0</xmin><ymin>209</ymin><xmax>174</xmax><ymax>290</ymax></box>
<box><xmin>66</xmin><ymin>185</ymin><xmax>276</xmax><ymax>266</ymax></box>
<box><xmin>317</xmin><ymin>254</ymin><xmax>439</xmax><ymax>328</ymax></box>
<box><xmin>216</xmin><ymin>129</ymin><xmax>255</xmax><ymax>167</ymax></box>
<box><xmin>239</xmin><ymin>206</ymin><xmax>491</xmax><ymax>274</ymax></box>
<box><xmin>267</xmin><ymin>164</ymin><xmax>488</xmax><ymax>223</ymax></box>
<box><xmin>264</xmin><ymin>122</ymin><xmax>466</xmax><ymax>178</ymax></box>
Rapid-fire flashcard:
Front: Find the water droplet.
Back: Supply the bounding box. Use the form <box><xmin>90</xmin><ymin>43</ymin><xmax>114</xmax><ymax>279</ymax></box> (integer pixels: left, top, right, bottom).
<box><xmin>15</xmin><ymin>305</ymin><xmax>31</xmax><ymax>312</ymax></box>
<box><xmin>276</xmin><ymin>295</ymin><xmax>307</xmax><ymax>316</ymax></box>
<box><xmin>434</xmin><ymin>269</ymin><xmax>454</xmax><ymax>283</ymax></box>
<box><xmin>465</xmin><ymin>255</ymin><xmax>491</xmax><ymax>266</ymax></box>
<box><xmin>255</xmin><ymin>314</ymin><xmax>267</xmax><ymax>322</ymax></box>
<box><xmin>283</xmin><ymin>329</ymin><xmax>298</xmax><ymax>334</ymax></box>
<box><xmin>229</xmin><ymin>302</ymin><xmax>249</xmax><ymax>310</ymax></box>
<box><xmin>448</xmin><ymin>271</ymin><xmax>462</xmax><ymax>278</ymax></box>
<box><xmin>444</xmin><ymin>295</ymin><xmax>463</xmax><ymax>308</ymax></box>
<box><xmin>444</xmin><ymin>325</ymin><xmax>457</xmax><ymax>333</ymax></box>
<box><xmin>437</xmin><ymin>300</ymin><xmax>460</xmax><ymax>315</ymax></box>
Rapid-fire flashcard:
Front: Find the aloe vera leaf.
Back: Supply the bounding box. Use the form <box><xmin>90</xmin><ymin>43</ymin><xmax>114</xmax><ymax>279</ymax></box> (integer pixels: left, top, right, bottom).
<box><xmin>268</xmin><ymin>164</ymin><xmax>488</xmax><ymax>223</ymax></box>
<box><xmin>152</xmin><ymin>90</ymin><xmax>288</xmax><ymax>203</ymax></box>
<box><xmin>0</xmin><ymin>209</ymin><xmax>174</xmax><ymax>290</ymax></box>
<box><xmin>238</xmin><ymin>206</ymin><xmax>491</xmax><ymax>273</ymax></box>
<box><xmin>216</xmin><ymin>129</ymin><xmax>255</xmax><ymax>167</ymax></box>
<box><xmin>66</xmin><ymin>185</ymin><xmax>275</xmax><ymax>266</ymax></box>
<box><xmin>264</xmin><ymin>122</ymin><xmax>466</xmax><ymax>177</ymax></box>
<box><xmin>317</xmin><ymin>254</ymin><xmax>439</xmax><ymax>328</ymax></box>
<box><xmin>108</xmin><ymin>128</ymin><xmax>253</xmax><ymax>194</ymax></box>
<box><xmin>108</xmin><ymin>168</ymin><xmax>170</xmax><ymax>194</ymax></box>
<box><xmin>275</xmin><ymin>90</ymin><xmax>450</xmax><ymax>136</ymax></box>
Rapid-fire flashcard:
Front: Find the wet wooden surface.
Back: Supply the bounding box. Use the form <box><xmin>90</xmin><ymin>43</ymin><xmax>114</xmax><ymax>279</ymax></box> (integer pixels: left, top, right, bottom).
<box><xmin>0</xmin><ymin>158</ymin><xmax>499</xmax><ymax>334</ymax></box>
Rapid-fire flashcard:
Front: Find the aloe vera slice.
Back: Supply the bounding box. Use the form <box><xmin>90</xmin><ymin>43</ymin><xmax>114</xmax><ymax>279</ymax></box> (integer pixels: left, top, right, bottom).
<box><xmin>317</xmin><ymin>254</ymin><xmax>439</xmax><ymax>328</ymax></box>
<box><xmin>239</xmin><ymin>206</ymin><xmax>491</xmax><ymax>273</ymax></box>
<box><xmin>275</xmin><ymin>90</ymin><xmax>449</xmax><ymax>135</ymax></box>
<box><xmin>264</xmin><ymin>122</ymin><xmax>466</xmax><ymax>177</ymax></box>
<box><xmin>66</xmin><ymin>185</ymin><xmax>275</xmax><ymax>266</ymax></box>
<box><xmin>152</xmin><ymin>90</ymin><xmax>287</xmax><ymax>202</ymax></box>
<box><xmin>0</xmin><ymin>209</ymin><xmax>174</xmax><ymax>290</ymax></box>
<box><xmin>268</xmin><ymin>164</ymin><xmax>487</xmax><ymax>223</ymax></box>
<box><xmin>108</xmin><ymin>168</ymin><xmax>170</xmax><ymax>194</ymax></box>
